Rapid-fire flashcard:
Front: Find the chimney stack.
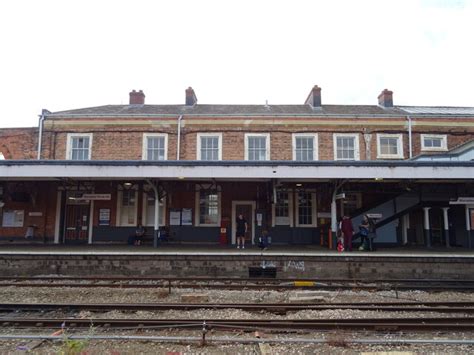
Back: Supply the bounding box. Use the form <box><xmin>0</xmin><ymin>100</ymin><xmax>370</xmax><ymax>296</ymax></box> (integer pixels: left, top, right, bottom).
<box><xmin>185</xmin><ymin>87</ymin><xmax>198</xmax><ymax>106</ymax></box>
<box><xmin>304</xmin><ymin>85</ymin><xmax>322</xmax><ymax>107</ymax></box>
<box><xmin>129</xmin><ymin>90</ymin><xmax>145</xmax><ymax>105</ymax></box>
<box><xmin>378</xmin><ymin>89</ymin><xmax>393</xmax><ymax>108</ymax></box>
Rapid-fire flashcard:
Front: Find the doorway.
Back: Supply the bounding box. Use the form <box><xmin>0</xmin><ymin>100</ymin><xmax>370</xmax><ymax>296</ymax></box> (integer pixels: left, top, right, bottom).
<box><xmin>232</xmin><ymin>201</ymin><xmax>256</xmax><ymax>245</ymax></box>
<box><xmin>64</xmin><ymin>204</ymin><xmax>90</xmax><ymax>244</ymax></box>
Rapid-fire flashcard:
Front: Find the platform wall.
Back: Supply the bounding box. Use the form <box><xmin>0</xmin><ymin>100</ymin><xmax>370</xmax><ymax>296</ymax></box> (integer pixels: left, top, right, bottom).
<box><xmin>0</xmin><ymin>254</ymin><xmax>472</xmax><ymax>280</ymax></box>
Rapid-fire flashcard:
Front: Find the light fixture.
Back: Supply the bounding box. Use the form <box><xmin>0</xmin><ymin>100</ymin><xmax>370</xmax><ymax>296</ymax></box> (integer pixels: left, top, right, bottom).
<box><xmin>178</xmin><ymin>177</ymin><xmax>185</xmax><ymax>180</ymax></box>
<box><xmin>374</xmin><ymin>177</ymin><xmax>383</xmax><ymax>181</ymax></box>
<box><xmin>296</xmin><ymin>183</ymin><xmax>303</xmax><ymax>187</ymax></box>
<box><xmin>123</xmin><ymin>182</ymin><xmax>133</xmax><ymax>189</ymax></box>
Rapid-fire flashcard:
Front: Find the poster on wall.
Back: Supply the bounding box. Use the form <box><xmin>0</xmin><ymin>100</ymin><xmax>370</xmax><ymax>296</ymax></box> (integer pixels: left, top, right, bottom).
<box><xmin>181</xmin><ymin>208</ymin><xmax>192</xmax><ymax>225</ymax></box>
<box><xmin>2</xmin><ymin>210</ymin><xmax>24</xmax><ymax>227</ymax></box>
<box><xmin>170</xmin><ymin>210</ymin><xmax>181</xmax><ymax>226</ymax></box>
<box><xmin>99</xmin><ymin>208</ymin><xmax>111</xmax><ymax>226</ymax></box>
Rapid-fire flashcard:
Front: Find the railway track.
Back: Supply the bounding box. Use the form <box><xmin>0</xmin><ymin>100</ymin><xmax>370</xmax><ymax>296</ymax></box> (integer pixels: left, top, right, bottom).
<box><xmin>0</xmin><ymin>317</ymin><xmax>472</xmax><ymax>331</ymax></box>
<box><xmin>0</xmin><ymin>276</ymin><xmax>473</xmax><ymax>291</ymax></box>
<box><xmin>1</xmin><ymin>301</ymin><xmax>474</xmax><ymax>313</ymax></box>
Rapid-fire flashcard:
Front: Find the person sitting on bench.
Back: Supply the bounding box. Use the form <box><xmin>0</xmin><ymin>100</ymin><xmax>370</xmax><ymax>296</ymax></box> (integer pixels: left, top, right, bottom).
<box><xmin>134</xmin><ymin>223</ymin><xmax>145</xmax><ymax>246</ymax></box>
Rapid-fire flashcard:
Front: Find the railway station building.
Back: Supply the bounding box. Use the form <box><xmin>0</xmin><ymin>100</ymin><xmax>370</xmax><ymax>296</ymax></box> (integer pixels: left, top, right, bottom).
<box><xmin>0</xmin><ymin>86</ymin><xmax>473</xmax><ymax>248</ymax></box>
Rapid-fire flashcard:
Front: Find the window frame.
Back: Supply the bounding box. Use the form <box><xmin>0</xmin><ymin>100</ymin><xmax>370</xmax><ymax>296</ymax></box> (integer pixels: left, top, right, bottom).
<box><xmin>376</xmin><ymin>133</ymin><xmax>404</xmax><ymax>159</ymax></box>
<box><xmin>196</xmin><ymin>133</ymin><xmax>223</xmax><ymax>161</ymax></box>
<box><xmin>271</xmin><ymin>189</ymin><xmax>294</xmax><ymax>227</ymax></box>
<box><xmin>333</xmin><ymin>133</ymin><xmax>360</xmax><ymax>161</ymax></box>
<box><xmin>292</xmin><ymin>133</ymin><xmax>318</xmax><ymax>161</ymax></box>
<box><xmin>66</xmin><ymin>133</ymin><xmax>93</xmax><ymax>160</ymax></box>
<box><xmin>420</xmin><ymin>134</ymin><xmax>448</xmax><ymax>151</ymax></box>
<box><xmin>244</xmin><ymin>133</ymin><xmax>270</xmax><ymax>161</ymax></box>
<box><xmin>116</xmin><ymin>186</ymin><xmax>138</xmax><ymax>227</ymax></box>
<box><xmin>142</xmin><ymin>133</ymin><xmax>168</xmax><ymax>161</ymax></box>
<box><xmin>142</xmin><ymin>192</ymin><xmax>166</xmax><ymax>227</ymax></box>
<box><xmin>295</xmin><ymin>190</ymin><xmax>317</xmax><ymax>227</ymax></box>
<box><xmin>194</xmin><ymin>184</ymin><xmax>222</xmax><ymax>227</ymax></box>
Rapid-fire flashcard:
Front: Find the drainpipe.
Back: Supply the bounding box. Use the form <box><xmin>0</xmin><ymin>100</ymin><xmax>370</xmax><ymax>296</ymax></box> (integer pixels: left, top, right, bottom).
<box><xmin>146</xmin><ymin>179</ymin><xmax>160</xmax><ymax>248</ymax></box>
<box><xmin>407</xmin><ymin>115</ymin><xmax>413</xmax><ymax>159</ymax></box>
<box><xmin>176</xmin><ymin>115</ymin><xmax>183</xmax><ymax>160</ymax></box>
<box><xmin>36</xmin><ymin>109</ymin><xmax>48</xmax><ymax>160</ymax></box>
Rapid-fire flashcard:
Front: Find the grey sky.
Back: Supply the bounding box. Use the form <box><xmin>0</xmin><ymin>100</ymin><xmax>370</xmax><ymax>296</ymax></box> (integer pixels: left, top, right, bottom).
<box><xmin>0</xmin><ymin>0</ymin><xmax>473</xmax><ymax>128</ymax></box>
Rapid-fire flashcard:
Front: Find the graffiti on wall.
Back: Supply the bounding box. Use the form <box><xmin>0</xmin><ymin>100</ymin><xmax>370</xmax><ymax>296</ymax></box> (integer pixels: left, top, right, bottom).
<box><xmin>284</xmin><ymin>260</ymin><xmax>305</xmax><ymax>272</ymax></box>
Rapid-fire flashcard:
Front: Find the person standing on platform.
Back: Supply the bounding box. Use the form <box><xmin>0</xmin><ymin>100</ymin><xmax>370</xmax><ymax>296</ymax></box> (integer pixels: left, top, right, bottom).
<box><xmin>341</xmin><ymin>214</ymin><xmax>354</xmax><ymax>252</ymax></box>
<box><xmin>359</xmin><ymin>215</ymin><xmax>370</xmax><ymax>251</ymax></box>
<box><xmin>236</xmin><ymin>213</ymin><xmax>248</xmax><ymax>249</ymax></box>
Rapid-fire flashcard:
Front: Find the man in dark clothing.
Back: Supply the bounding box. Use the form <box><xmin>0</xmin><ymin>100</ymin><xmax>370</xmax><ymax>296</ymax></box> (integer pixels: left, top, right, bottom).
<box><xmin>341</xmin><ymin>215</ymin><xmax>354</xmax><ymax>251</ymax></box>
<box><xmin>236</xmin><ymin>214</ymin><xmax>248</xmax><ymax>249</ymax></box>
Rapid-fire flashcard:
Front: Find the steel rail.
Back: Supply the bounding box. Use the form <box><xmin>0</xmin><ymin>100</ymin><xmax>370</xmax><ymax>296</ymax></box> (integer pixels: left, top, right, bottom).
<box><xmin>0</xmin><ymin>317</ymin><xmax>473</xmax><ymax>331</ymax></box>
<box><xmin>1</xmin><ymin>282</ymin><xmax>473</xmax><ymax>291</ymax></box>
<box><xmin>1</xmin><ymin>301</ymin><xmax>474</xmax><ymax>313</ymax></box>
<box><xmin>2</xmin><ymin>334</ymin><xmax>474</xmax><ymax>345</ymax></box>
<box><xmin>0</xmin><ymin>276</ymin><xmax>473</xmax><ymax>283</ymax></box>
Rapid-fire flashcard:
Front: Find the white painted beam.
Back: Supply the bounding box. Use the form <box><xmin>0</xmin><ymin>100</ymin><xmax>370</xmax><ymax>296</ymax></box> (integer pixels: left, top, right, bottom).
<box><xmin>0</xmin><ymin>163</ymin><xmax>473</xmax><ymax>180</ymax></box>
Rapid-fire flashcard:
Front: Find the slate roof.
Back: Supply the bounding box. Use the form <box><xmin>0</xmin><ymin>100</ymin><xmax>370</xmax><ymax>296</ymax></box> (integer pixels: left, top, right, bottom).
<box><xmin>47</xmin><ymin>104</ymin><xmax>474</xmax><ymax>118</ymax></box>
<box><xmin>398</xmin><ymin>106</ymin><xmax>474</xmax><ymax>115</ymax></box>
<box><xmin>48</xmin><ymin>104</ymin><xmax>408</xmax><ymax>117</ymax></box>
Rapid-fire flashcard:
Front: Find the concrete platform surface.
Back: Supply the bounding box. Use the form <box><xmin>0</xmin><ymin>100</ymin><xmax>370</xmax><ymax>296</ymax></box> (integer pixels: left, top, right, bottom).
<box><xmin>0</xmin><ymin>244</ymin><xmax>473</xmax><ymax>258</ymax></box>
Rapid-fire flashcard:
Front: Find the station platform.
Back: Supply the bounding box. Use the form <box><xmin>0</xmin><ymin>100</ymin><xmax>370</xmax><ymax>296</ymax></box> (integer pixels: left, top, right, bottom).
<box><xmin>0</xmin><ymin>245</ymin><xmax>472</xmax><ymax>280</ymax></box>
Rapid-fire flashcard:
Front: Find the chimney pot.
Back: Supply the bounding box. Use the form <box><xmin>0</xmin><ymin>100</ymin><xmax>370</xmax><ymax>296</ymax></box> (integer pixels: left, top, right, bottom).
<box><xmin>305</xmin><ymin>85</ymin><xmax>322</xmax><ymax>107</ymax></box>
<box><xmin>129</xmin><ymin>89</ymin><xmax>145</xmax><ymax>105</ymax></box>
<box><xmin>378</xmin><ymin>89</ymin><xmax>393</xmax><ymax>108</ymax></box>
<box><xmin>185</xmin><ymin>87</ymin><xmax>198</xmax><ymax>106</ymax></box>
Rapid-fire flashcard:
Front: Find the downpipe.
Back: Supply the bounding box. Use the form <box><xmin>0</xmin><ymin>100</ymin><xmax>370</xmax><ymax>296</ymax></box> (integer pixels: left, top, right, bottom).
<box><xmin>36</xmin><ymin>109</ymin><xmax>48</xmax><ymax>159</ymax></box>
<box><xmin>176</xmin><ymin>115</ymin><xmax>183</xmax><ymax>160</ymax></box>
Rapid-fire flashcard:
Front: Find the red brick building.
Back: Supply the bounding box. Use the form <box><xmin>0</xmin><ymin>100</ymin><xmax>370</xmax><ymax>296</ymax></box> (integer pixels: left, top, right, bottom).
<box><xmin>1</xmin><ymin>86</ymin><xmax>473</xmax><ymax>248</ymax></box>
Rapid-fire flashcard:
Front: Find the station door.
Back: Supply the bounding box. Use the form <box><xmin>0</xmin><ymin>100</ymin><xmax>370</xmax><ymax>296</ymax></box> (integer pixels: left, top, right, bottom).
<box><xmin>64</xmin><ymin>204</ymin><xmax>90</xmax><ymax>244</ymax></box>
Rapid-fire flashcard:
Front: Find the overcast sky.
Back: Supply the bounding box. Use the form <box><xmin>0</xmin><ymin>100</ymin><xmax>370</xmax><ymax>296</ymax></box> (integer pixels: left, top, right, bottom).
<box><xmin>1</xmin><ymin>0</ymin><xmax>473</xmax><ymax>128</ymax></box>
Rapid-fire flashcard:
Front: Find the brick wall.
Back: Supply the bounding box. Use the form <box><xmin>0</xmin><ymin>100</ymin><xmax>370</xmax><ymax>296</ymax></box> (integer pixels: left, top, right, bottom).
<box><xmin>0</xmin><ymin>128</ymin><xmax>37</xmax><ymax>159</ymax></box>
<box><xmin>1</xmin><ymin>115</ymin><xmax>473</xmax><ymax>161</ymax></box>
<box><xmin>0</xmin><ymin>182</ymin><xmax>58</xmax><ymax>240</ymax></box>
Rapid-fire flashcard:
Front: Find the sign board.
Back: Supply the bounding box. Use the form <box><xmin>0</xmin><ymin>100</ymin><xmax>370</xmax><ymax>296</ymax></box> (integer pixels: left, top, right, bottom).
<box><xmin>335</xmin><ymin>193</ymin><xmax>345</xmax><ymax>200</ymax></box>
<box><xmin>450</xmin><ymin>197</ymin><xmax>474</xmax><ymax>205</ymax></box>
<box><xmin>256</xmin><ymin>213</ymin><xmax>263</xmax><ymax>226</ymax></box>
<box><xmin>367</xmin><ymin>213</ymin><xmax>383</xmax><ymax>219</ymax></box>
<box><xmin>28</xmin><ymin>212</ymin><xmax>43</xmax><ymax>217</ymax></box>
<box><xmin>99</xmin><ymin>208</ymin><xmax>110</xmax><ymax>226</ymax></box>
<box><xmin>181</xmin><ymin>208</ymin><xmax>193</xmax><ymax>226</ymax></box>
<box><xmin>317</xmin><ymin>212</ymin><xmax>331</xmax><ymax>218</ymax></box>
<box><xmin>170</xmin><ymin>210</ymin><xmax>181</xmax><ymax>226</ymax></box>
<box><xmin>81</xmin><ymin>194</ymin><xmax>111</xmax><ymax>201</ymax></box>
<box><xmin>2</xmin><ymin>210</ymin><xmax>24</xmax><ymax>227</ymax></box>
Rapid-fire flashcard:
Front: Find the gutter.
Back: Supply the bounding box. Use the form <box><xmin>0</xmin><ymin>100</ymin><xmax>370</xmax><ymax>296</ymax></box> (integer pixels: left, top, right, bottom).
<box><xmin>176</xmin><ymin>115</ymin><xmax>183</xmax><ymax>160</ymax></box>
<box><xmin>36</xmin><ymin>109</ymin><xmax>49</xmax><ymax>160</ymax></box>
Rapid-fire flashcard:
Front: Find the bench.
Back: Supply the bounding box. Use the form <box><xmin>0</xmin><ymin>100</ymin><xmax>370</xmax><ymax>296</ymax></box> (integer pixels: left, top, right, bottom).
<box><xmin>139</xmin><ymin>228</ymin><xmax>174</xmax><ymax>245</ymax></box>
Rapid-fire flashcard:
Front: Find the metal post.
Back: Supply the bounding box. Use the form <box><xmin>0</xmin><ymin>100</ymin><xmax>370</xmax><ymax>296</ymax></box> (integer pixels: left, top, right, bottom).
<box><xmin>466</xmin><ymin>205</ymin><xmax>472</xmax><ymax>249</ymax></box>
<box><xmin>146</xmin><ymin>179</ymin><xmax>160</xmax><ymax>248</ymax></box>
<box><xmin>442</xmin><ymin>207</ymin><xmax>450</xmax><ymax>248</ymax></box>
<box><xmin>423</xmin><ymin>207</ymin><xmax>431</xmax><ymax>248</ymax></box>
<box><xmin>330</xmin><ymin>198</ymin><xmax>337</xmax><ymax>250</ymax></box>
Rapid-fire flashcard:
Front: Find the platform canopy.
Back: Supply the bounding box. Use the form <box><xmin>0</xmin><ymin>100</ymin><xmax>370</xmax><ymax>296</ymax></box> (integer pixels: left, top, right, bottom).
<box><xmin>0</xmin><ymin>160</ymin><xmax>473</xmax><ymax>181</ymax></box>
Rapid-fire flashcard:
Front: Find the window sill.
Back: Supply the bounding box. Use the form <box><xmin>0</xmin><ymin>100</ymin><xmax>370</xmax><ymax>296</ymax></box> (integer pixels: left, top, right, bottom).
<box><xmin>376</xmin><ymin>156</ymin><xmax>404</xmax><ymax>160</ymax></box>
<box><xmin>420</xmin><ymin>148</ymin><xmax>448</xmax><ymax>152</ymax></box>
